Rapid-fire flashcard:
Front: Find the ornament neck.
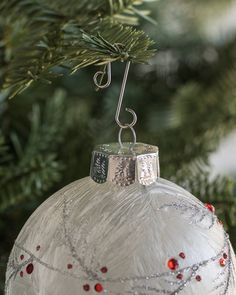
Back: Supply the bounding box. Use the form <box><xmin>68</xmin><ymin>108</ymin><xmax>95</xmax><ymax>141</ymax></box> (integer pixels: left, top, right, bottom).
<box><xmin>90</xmin><ymin>142</ymin><xmax>160</xmax><ymax>186</ymax></box>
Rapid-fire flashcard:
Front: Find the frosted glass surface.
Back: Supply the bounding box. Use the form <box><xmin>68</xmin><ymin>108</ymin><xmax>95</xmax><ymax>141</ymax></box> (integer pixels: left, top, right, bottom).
<box><xmin>5</xmin><ymin>177</ymin><xmax>236</xmax><ymax>294</ymax></box>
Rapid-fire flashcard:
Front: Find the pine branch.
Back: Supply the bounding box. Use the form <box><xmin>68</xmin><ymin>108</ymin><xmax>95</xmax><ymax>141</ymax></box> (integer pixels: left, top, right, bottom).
<box><xmin>0</xmin><ymin>90</ymin><xmax>66</xmax><ymax>211</ymax></box>
<box><xmin>172</xmin><ymin>158</ymin><xmax>236</xmax><ymax>229</ymax></box>
<box><xmin>0</xmin><ymin>154</ymin><xmax>62</xmax><ymax>212</ymax></box>
<box><xmin>1</xmin><ymin>0</ymin><xmax>152</xmax><ymax>24</ymax></box>
<box><xmin>0</xmin><ymin>133</ymin><xmax>12</xmax><ymax>165</ymax></box>
<box><xmin>39</xmin><ymin>0</ymin><xmax>153</xmax><ymax>24</ymax></box>
<box><xmin>147</xmin><ymin>40</ymin><xmax>236</xmax><ymax>172</ymax></box>
<box><xmin>0</xmin><ymin>0</ymin><xmax>156</xmax><ymax>98</ymax></box>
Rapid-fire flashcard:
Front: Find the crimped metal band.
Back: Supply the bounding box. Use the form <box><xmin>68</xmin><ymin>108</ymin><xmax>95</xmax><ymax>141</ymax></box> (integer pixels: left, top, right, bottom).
<box><xmin>90</xmin><ymin>142</ymin><xmax>160</xmax><ymax>186</ymax></box>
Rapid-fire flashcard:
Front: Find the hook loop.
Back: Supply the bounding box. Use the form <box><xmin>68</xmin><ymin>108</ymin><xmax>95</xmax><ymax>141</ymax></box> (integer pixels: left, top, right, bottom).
<box><xmin>118</xmin><ymin>126</ymin><xmax>137</xmax><ymax>148</ymax></box>
<box><xmin>93</xmin><ymin>62</ymin><xmax>112</xmax><ymax>89</ymax></box>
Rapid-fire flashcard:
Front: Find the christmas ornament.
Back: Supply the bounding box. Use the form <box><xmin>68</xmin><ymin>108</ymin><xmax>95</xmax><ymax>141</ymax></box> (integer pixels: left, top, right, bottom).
<box><xmin>5</xmin><ymin>62</ymin><xmax>236</xmax><ymax>295</ymax></box>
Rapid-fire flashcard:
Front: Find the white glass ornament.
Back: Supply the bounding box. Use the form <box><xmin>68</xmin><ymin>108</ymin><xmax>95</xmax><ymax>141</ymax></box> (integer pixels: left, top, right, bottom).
<box><xmin>5</xmin><ymin>61</ymin><xmax>236</xmax><ymax>294</ymax></box>
<box><xmin>5</xmin><ymin>142</ymin><xmax>236</xmax><ymax>295</ymax></box>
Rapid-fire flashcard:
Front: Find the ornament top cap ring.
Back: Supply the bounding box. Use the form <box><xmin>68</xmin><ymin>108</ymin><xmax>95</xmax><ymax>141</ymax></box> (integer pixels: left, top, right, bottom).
<box><xmin>90</xmin><ymin>142</ymin><xmax>160</xmax><ymax>186</ymax></box>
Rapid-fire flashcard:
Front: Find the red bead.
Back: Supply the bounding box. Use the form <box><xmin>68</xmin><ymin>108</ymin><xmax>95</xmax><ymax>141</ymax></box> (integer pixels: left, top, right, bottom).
<box><xmin>176</xmin><ymin>274</ymin><xmax>183</xmax><ymax>280</ymax></box>
<box><xmin>205</xmin><ymin>203</ymin><xmax>215</xmax><ymax>213</ymax></box>
<box><xmin>26</xmin><ymin>263</ymin><xmax>34</xmax><ymax>274</ymax></box>
<box><xmin>83</xmin><ymin>284</ymin><xmax>90</xmax><ymax>291</ymax></box>
<box><xmin>36</xmin><ymin>245</ymin><xmax>41</xmax><ymax>251</ymax></box>
<box><xmin>100</xmin><ymin>266</ymin><xmax>108</xmax><ymax>273</ymax></box>
<box><xmin>94</xmin><ymin>283</ymin><xmax>103</xmax><ymax>292</ymax></box>
<box><xmin>196</xmin><ymin>275</ymin><xmax>202</xmax><ymax>282</ymax></box>
<box><xmin>167</xmin><ymin>258</ymin><xmax>179</xmax><ymax>270</ymax></box>
<box><xmin>20</xmin><ymin>271</ymin><xmax>23</xmax><ymax>277</ymax></box>
<box><xmin>179</xmin><ymin>252</ymin><xmax>185</xmax><ymax>259</ymax></box>
<box><xmin>219</xmin><ymin>258</ymin><xmax>226</xmax><ymax>267</ymax></box>
<box><xmin>20</xmin><ymin>255</ymin><xmax>24</xmax><ymax>260</ymax></box>
<box><xmin>223</xmin><ymin>253</ymin><xmax>228</xmax><ymax>259</ymax></box>
<box><xmin>67</xmin><ymin>264</ymin><xmax>73</xmax><ymax>269</ymax></box>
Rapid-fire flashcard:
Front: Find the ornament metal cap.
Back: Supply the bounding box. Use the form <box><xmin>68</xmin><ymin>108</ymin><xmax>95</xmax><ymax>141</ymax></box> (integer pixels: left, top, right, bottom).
<box><xmin>90</xmin><ymin>142</ymin><xmax>160</xmax><ymax>186</ymax></box>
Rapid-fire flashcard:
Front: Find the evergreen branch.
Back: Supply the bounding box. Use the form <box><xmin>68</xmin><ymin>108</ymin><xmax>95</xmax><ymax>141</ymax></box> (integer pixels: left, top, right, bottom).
<box><xmin>0</xmin><ymin>0</ymin><xmax>156</xmax><ymax>98</ymax></box>
<box><xmin>0</xmin><ymin>133</ymin><xmax>11</xmax><ymax>164</ymax></box>
<box><xmin>130</xmin><ymin>6</ymin><xmax>158</xmax><ymax>26</ymax></box>
<box><xmin>148</xmin><ymin>41</ymin><xmax>236</xmax><ymax>173</ymax></box>
<box><xmin>1</xmin><ymin>0</ymin><xmax>153</xmax><ymax>25</ymax></box>
<box><xmin>0</xmin><ymin>90</ymin><xmax>67</xmax><ymax>211</ymax></box>
<box><xmin>0</xmin><ymin>154</ymin><xmax>62</xmax><ymax>212</ymax></box>
<box><xmin>1</xmin><ymin>18</ymin><xmax>155</xmax><ymax>98</ymax></box>
<box><xmin>172</xmin><ymin>158</ymin><xmax>236</xmax><ymax>229</ymax></box>
<box><xmin>23</xmin><ymin>89</ymin><xmax>66</xmax><ymax>156</ymax></box>
<box><xmin>39</xmin><ymin>0</ymin><xmax>139</xmax><ymax>20</ymax></box>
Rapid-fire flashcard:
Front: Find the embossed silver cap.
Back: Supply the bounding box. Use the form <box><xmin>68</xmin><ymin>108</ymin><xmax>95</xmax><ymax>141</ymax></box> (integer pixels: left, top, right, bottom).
<box><xmin>90</xmin><ymin>142</ymin><xmax>160</xmax><ymax>186</ymax></box>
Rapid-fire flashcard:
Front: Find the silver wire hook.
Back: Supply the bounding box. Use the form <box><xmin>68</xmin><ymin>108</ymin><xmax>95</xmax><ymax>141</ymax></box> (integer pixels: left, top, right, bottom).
<box><xmin>93</xmin><ymin>60</ymin><xmax>137</xmax><ymax>146</ymax></box>
<box><xmin>93</xmin><ymin>62</ymin><xmax>112</xmax><ymax>89</ymax></box>
<box><xmin>115</xmin><ymin>61</ymin><xmax>137</xmax><ymax>129</ymax></box>
<box><xmin>118</xmin><ymin>126</ymin><xmax>137</xmax><ymax>148</ymax></box>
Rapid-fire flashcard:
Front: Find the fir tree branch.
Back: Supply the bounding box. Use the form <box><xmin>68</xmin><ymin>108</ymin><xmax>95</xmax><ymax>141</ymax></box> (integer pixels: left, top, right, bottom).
<box><xmin>172</xmin><ymin>158</ymin><xmax>236</xmax><ymax>229</ymax></box>
<box><xmin>0</xmin><ymin>90</ymin><xmax>66</xmax><ymax>211</ymax></box>
<box><xmin>0</xmin><ymin>0</ymin><xmax>156</xmax><ymax>98</ymax></box>
<box><xmin>1</xmin><ymin>0</ymin><xmax>154</xmax><ymax>25</ymax></box>
<box><xmin>0</xmin><ymin>154</ymin><xmax>62</xmax><ymax>212</ymax></box>
<box><xmin>0</xmin><ymin>133</ymin><xmax>11</xmax><ymax>164</ymax></box>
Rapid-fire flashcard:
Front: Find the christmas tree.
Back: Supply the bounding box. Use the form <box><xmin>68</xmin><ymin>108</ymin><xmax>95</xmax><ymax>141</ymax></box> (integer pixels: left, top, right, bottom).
<box><xmin>1</xmin><ymin>0</ymin><xmax>236</xmax><ymax>292</ymax></box>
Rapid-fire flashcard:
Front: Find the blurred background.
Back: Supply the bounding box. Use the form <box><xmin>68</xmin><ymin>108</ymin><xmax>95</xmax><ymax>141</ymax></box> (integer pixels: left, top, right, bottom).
<box><xmin>1</xmin><ymin>0</ymin><xmax>236</xmax><ymax>292</ymax></box>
